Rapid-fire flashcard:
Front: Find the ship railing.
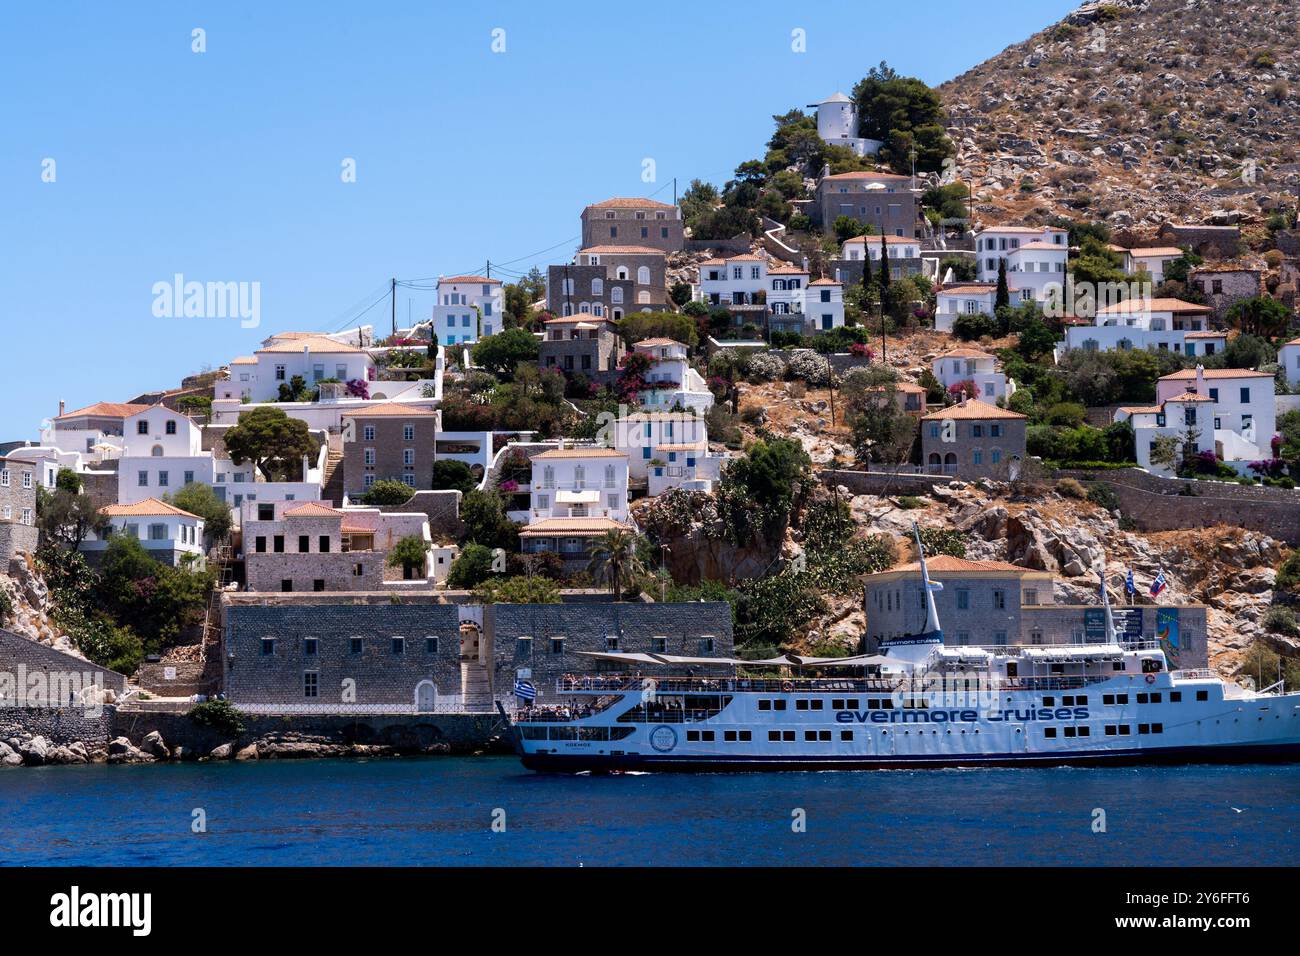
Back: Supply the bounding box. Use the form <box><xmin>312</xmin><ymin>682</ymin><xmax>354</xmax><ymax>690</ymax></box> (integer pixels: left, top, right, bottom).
<box><xmin>1169</xmin><ymin>668</ymin><xmax>1214</xmax><ymax>681</ymax></box>
<box><xmin>552</xmin><ymin>673</ymin><xmax>1119</xmax><ymax>696</ymax></box>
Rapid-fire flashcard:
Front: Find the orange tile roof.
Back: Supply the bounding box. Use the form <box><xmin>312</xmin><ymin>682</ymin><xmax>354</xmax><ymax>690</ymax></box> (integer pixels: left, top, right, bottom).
<box><xmin>1016</xmin><ymin>241</ymin><xmax>1069</xmax><ymax>251</ymax></box>
<box><xmin>1118</xmin><ymin>405</ymin><xmax>1164</xmax><ymax>415</ymax></box>
<box><xmin>822</xmin><ymin>171</ymin><xmax>911</xmax><ymax>181</ymax></box>
<box><xmin>579</xmin><ymin>245</ymin><xmax>665</xmax><ymax>256</ymax></box>
<box><xmin>809</xmin><ymin>278</ymin><xmax>841</xmax><ymax>286</ymax></box>
<box><xmin>882</xmin><ymin>554</ymin><xmax>1045</xmax><ymax>575</ymax></box>
<box><xmin>343</xmin><ymin>402</ymin><xmax>437</xmax><ymax>418</ymax></box>
<box><xmin>439</xmin><ymin>275</ymin><xmax>501</xmax><ymax>285</ymax></box>
<box><xmin>101</xmin><ymin>498</ymin><xmax>200</xmax><ymax>519</ymax></box>
<box><xmin>937</xmin><ymin>284</ymin><xmax>998</xmax><ymax>296</ymax></box>
<box><xmin>768</xmin><ymin>264</ymin><xmax>809</xmax><ymax>275</ymax></box>
<box><xmin>842</xmin><ymin>234</ymin><xmax>920</xmax><ymax>245</ymax></box>
<box><xmin>868</xmin><ymin>381</ymin><xmax>927</xmax><ymax>393</ymax></box>
<box><xmin>724</xmin><ymin>254</ymin><xmax>764</xmax><ymax>262</ymax></box>
<box><xmin>1097</xmin><ymin>298</ymin><xmax>1213</xmax><ymax>315</ymax></box>
<box><xmin>57</xmin><ymin>402</ymin><xmax>153</xmax><ymax>420</ymax></box>
<box><xmin>586</xmin><ymin>197</ymin><xmax>676</xmax><ymax>209</ymax></box>
<box><xmin>937</xmin><ymin>348</ymin><xmax>995</xmax><ymax>360</ymax></box>
<box><xmin>921</xmin><ymin>399</ymin><xmax>1025</xmax><ymax>421</ymax></box>
<box><xmin>633</xmin><ymin>338</ymin><xmax>685</xmax><ymax>348</ymax></box>
<box><xmin>1160</xmin><ymin>368</ymin><xmax>1271</xmax><ymax>380</ymax></box>
<box><xmin>543</xmin><ymin>315</ymin><xmax>615</xmax><ymax>325</ymax></box>
<box><xmin>229</xmin><ymin>356</ymin><xmax>258</xmax><ymax>365</ymax></box>
<box><xmin>256</xmin><ymin>334</ymin><xmax>366</xmax><ymax>355</ymax></box>
<box><xmin>282</xmin><ymin>502</ymin><xmax>343</xmax><ymax>518</ymax></box>
<box><xmin>1184</xmin><ymin>330</ymin><xmax>1227</xmax><ymax>339</ymax></box>
<box><xmin>1127</xmin><ymin>247</ymin><xmax>1185</xmax><ymax>258</ymax></box>
<box><xmin>519</xmin><ymin>517</ymin><xmax>635</xmax><ymax>536</ymax></box>
<box><xmin>532</xmin><ymin>447</ymin><xmax>628</xmax><ymax>460</ymax></box>
<box><xmin>977</xmin><ymin>226</ymin><xmax>1067</xmax><ymax>234</ymax></box>
<box><xmin>1165</xmin><ymin>392</ymin><xmax>1214</xmax><ymax>403</ymax></box>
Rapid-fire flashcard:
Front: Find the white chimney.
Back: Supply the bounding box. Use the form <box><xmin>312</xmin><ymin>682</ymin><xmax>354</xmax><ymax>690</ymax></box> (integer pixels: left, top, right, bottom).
<box><xmin>1195</xmin><ymin>364</ymin><xmax>1206</xmax><ymax>395</ymax></box>
<box><xmin>58</xmin><ymin>399</ymin><xmax>65</xmax><ymax>417</ymax></box>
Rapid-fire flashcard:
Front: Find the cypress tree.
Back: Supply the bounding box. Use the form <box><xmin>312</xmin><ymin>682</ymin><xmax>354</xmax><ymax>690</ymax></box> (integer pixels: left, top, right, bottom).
<box><xmin>995</xmin><ymin>258</ymin><xmax>1010</xmax><ymax>311</ymax></box>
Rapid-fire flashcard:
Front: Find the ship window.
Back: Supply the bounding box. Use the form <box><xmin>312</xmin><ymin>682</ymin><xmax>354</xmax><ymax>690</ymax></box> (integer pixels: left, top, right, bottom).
<box><xmin>739</xmin><ymin>731</ymin><xmax>751</xmax><ymax>741</ymax></box>
<box><xmin>773</xmin><ymin>699</ymin><xmax>787</xmax><ymax>711</ymax></box>
<box><xmin>702</xmin><ymin>731</ymin><xmax>714</xmax><ymax>741</ymax></box>
<box><xmin>782</xmin><ymin>731</ymin><xmax>795</xmax><ymax>742</ymax></box>
<box><xmin>1137</xmin><ymin>693</ymin><xmax>1148</xmax><ymax>704</ymax></box>
<box><xmin>1078</xmin><ymin>726</ymin><xmax>1090</xmax><ymax>737</ymax></box>
<box><xmin>1043</xmin><ymin>696</ymin><xmax>1055</xmax><ymax>707</ymax></box>
<box><xmin>1077</xmin><ymin>696</ymin><xmax>1088</xmax><ymax>706</ymax></box>
<box><xmin>1113</xmin><ymin>662</ymin><xmax>1124</xmax><ymax>671</ymax></box>
<box><xmin>1044</xmin><ymin>727</ymin><xmax>1057</xmax><ymax>738</ymax></box>
<box><xmin>768</xmin><ymin>730</ymin><xmax>781</xmax><ymax>741</ymax></box>
<box><xmin>846</xmin><ymin>699</ymin><xmax>859</xmax><ymax>709</ymax></box>
<box><xmin>841</xmin><ymin>730</ymin><xmax>853</xmax><ymax>741</ymax></box>
<box><xmin>796</xmin><ymin>699</ymin><xmax>809</xmax><ymax>711</ymax></box>
<box><xmin>804</xmin><ymin>730</ymin><xmax>818</xmax><ymax>742</ymax></box>
<box><xmin>1150</xmin><ymin>692</ymin><xmax>1162</xmax><ymax>703</ymax></box>
<box><xmin>832</xmin><ymin>699</ymin><xmax>844</xmax><ymax>709</ymax></box>
<box><xmin>1117</xmin><ymin>694</ymin><xmax>1129</xmax><ymax>704</ymax></box>
<box><xmin>724</xmin><ymin>730</ymin><xmax>737</xmax><ymax>742</ymax></box>
<box><xmin>1103</xmin><ymin>694</ymin><xmax>1114</xmax><ymax>705</ymax></box>
<box><xmin>1118</xmin><ymin>725</ymin><xmax>1131</xmax><ymax>736</ymax></box>
<box><xmin>1063</xmin><ymin>726</ymin><xmax>1076</xmax><ymax>738</ymax></box>
<box><xmin>1152</xmin><ymin>723</ymin><xmax>1163</xmax><ymax>734</ymax></box>
<box><xmin>810</xmin><ymin>699</ymin><xmax>824</xmax><ymax>711</ymax></box>
<box><xmin>1060</xmin><ymin>696</ymin><xmax>1073</xmax><ymax>706</ymax></box>
<box><xmin>819</xmin><ymin>730</ymin><xmax>831</xmax><ymax>741</ymax></box>
<box><xmin>687</xmin><ymin>731</ymin><xmax>699</xmax><ymax>742</ymax></box>
<box><xmin>759</xmin><ymin>699</ymin><xmax>772</xmax><ymax>711</ymax></box>
<box><xmin>1196</xmin><ymin>690</ymin><xmax>1208</xmax><ymax>701</ymax></box>
<box><xmin>1105</xmin><ymin>725</ymin><xmax>1117</xmax><ymax>736</ymax></box>
<box><xmin>1170</xmin><ymin>692</ymin><xmax>1182</xmax><ymax>702</ymax></box>
<box><xmin>1138</xmin><ymin>724</ymin><xmax>1150</xmax><ymax>735</ymax></box>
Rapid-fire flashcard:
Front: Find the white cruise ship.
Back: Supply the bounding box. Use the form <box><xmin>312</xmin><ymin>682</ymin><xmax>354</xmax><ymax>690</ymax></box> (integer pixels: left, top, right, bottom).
<box><xmin>507</xmin><ymin>526</ymin><xmax>1300</xmax><ymax>772</ymax></box>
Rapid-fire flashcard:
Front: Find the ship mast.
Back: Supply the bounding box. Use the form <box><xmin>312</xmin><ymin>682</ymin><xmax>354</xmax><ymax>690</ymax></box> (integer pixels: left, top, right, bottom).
<box><xmin>1099</xmin><ymin>566</ymin><xmax>1118</xmax><ymax>644</ymax></box>
<box><xmin>914</xmin><ymin>522</ymin><xmax>944</xmax><ymax>643</ymax></box>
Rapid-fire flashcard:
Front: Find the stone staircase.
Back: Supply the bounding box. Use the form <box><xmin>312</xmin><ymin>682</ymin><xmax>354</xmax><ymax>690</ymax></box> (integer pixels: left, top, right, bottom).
<box><xmin>460</xmin><ymin>662</ymin><xmax>493</xmax><ymax>712</ymax></box>
<box><xmin>320</xmin><ymin>449</ymin><xmax>346</xmax><ymax>505</ymax></box>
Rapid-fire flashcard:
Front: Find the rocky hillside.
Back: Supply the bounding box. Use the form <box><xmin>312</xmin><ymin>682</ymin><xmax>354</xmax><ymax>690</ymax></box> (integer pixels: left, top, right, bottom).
<box><xmin>939</xmin><ymin>0</ymin><xmax>1300</xmax><ymax>232</ymax></box>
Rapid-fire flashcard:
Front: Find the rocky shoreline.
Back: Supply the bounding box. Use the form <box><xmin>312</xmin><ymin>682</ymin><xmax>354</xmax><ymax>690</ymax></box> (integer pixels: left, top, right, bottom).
<box><xmin>0</xmin><ymin>710</ymin><xmax>514</xmax><ymax>767</ymax></box>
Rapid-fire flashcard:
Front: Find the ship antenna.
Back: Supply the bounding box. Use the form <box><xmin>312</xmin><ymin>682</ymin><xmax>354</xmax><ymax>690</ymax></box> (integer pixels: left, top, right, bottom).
<box><xmin>913</xmin><ymin>522</ymin><xmax>944</xmax><ymax>643</ymax></box>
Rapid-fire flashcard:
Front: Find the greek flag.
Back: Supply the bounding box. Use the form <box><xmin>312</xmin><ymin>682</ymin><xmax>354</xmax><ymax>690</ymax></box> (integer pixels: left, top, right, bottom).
<box><xmin>513</xmin><ymin>679</ymin><xmax>537</xmax><ymax>702</ymax></box>
<box><xmin>1150</xmin><ymin>571</ymin><xmax>1168</xmax><ymax>598</ymax></box>
<box><xmin>1125</xmin><ymin>569</ymin><xmax>1136</xmax><ymax>595</ymax></box>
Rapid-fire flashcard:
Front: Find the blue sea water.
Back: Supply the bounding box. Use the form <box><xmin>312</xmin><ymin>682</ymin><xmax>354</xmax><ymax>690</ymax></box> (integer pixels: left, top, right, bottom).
<box><xmin>0</xmin><ymin>758</ymin><xmax>1297</xmax><ymax>866</ymax></box>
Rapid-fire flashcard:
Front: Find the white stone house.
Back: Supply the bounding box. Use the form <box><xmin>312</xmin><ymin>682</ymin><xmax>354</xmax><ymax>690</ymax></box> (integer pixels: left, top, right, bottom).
<box><xmin>519</xmin><ymin>447</ymin><xmax>633</xmax><ymax>563</ymax></box>
<box><xmin>630</xmin><ymin>338</ymin><xmax>713</xmax><ymax>413</ymax></box>
<box><xmin>432</xmin><ymin>275</ymin><xmax>503</xmax><ymax>346</ymax></box>
<box><xmin>1061</xmin><ymin>298</ymin><xmax>1222</xmax><ymax>358</ymax></box>
<box><xmin>838</xmin><ymin>234</ymin><xmax>921</xmax><ymax>267</ymax></box>
<box><xmin>1116</xmin><ymin>366</ymin><xmax>1277</xmax><ymax>476</ymax></box>
<box><xmin>933</xmin><ymin>284</ymin><xmax>1003</xmax><ymax>333</ymax></box>
<box><xmin>117</xmin><ymin>406</ymin><xmax>253</xmax><ymax>506</ymax></box>
<box><xmin>1119</xmin><ymin>246</ymin><xmax>1186</xmax><ymax>285</ymax></box>
<box><xmin>974</xmin><ymin>226</ymin><xmax>1068</xmax><ymax>298</ymax></box>
<box><xmin>1276</xmin><ymin>337</ymin><xmax>1300</xmax><ymax>390</ymax></box>
<box><xmin>698</xmin><ymin>254</ymin><xmax>768</xmax><ymax>307</ymax></box>
<box><xmin>611</xmin><ymin>412</ymin><xmax>725</xmax><ymax>495</ymax></box>
<box><xmin>224</xmin><ymin>334</ymin><xmax>375</xmax><ymax>404</ymax></box>
<box><xmin>86</xmin><ymin>498</ymin><xmax>207</xmax><ymax>568</ymax></box>
<box><xmin>932</xmin><ymin>348</ymin><xmax>1015</xmax><ymax>402</ymax></box>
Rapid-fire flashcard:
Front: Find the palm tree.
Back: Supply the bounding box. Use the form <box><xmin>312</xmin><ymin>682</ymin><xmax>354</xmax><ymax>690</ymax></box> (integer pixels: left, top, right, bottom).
<box><xmin>586</xmin><ymin>529</ymin><xmax>645</xmax><ymax>599</ymax></box>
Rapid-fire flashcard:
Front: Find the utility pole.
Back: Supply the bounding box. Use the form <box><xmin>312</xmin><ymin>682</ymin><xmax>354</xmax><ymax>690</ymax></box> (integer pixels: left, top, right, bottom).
<box><xmin>390</xmin><ymin>277</ymin><xmax>397</xmax><ymax>337</ymax></box>
<box><xmin>486</xmin><ymin>260</ymin><xmax>491</xmax><ymax>279</ymax></box>
<box><xmin>673</xmin><ymin>177</ymin><xmax>677</xmax><ymax>207</ymax></box>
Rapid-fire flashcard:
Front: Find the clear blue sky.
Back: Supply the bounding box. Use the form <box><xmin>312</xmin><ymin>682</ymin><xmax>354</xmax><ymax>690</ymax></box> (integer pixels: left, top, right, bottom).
<box><xmin>0</xmin><ymin>0</ymin><xmax>1078</xmax><ymax>439</ymax></box>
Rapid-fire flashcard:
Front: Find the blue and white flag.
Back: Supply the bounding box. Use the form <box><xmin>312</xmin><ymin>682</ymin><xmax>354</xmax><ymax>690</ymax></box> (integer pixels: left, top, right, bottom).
<box><xmin>925</xmin><ymin>579</ymin><xmax>944</xmax><ymax>592</ymax></box>
<box><xmin>1150</xmin><ymin>571</ymin><xmax>1168</xmax><ymax>598</ymax></box>
<box><xmin>513</xmin><ymin>679</ymin><xmax>537</xmax><ymax>702</ymax></box>
<box><xmin>1125</xmin><ymin>569</ymin><xmax>1136</xmax><ymax>595</ymax></box>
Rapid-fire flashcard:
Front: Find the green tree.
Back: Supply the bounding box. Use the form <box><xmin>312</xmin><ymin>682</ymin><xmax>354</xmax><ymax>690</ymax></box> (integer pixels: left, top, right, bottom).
<box><xmin>472</xmin><ymin>575</ymin><xmax>561</xmax><ymax>605</ymax></box>
<box><xmin>1226</xmin><ymin>296</ymin><xmax>1291</xmax><ymax>339</ymax></box>
<box><xmin>459</xmin><ymin>489</ymin><xmax>517</xmax><ymax>550</ymax></box>
<box><xmin>618</xmin><ymin>311</ymin><xmax>698</xmax><ymax>347</ymax></box>
<box><xmin>55</xmin><ymin>467</ymin><xmax>83</xmax><ymax>494</ymax></box>
<box><xmin>447</xmin><ymin>542</ymin><xmax>496</xmax><ymax>588</ymax></box>
<box><xmin>470</xmin><ymin>327</ymin><xmax>540</xmax><ymax>379</ymax></box>
<box><xmin>95</xmin><ymin>535</ymin><xmax>213</xmax><ymax>651</ymax></box>
<box><xmin>851</xmin><ymin>62</ymin><xmax>953</xmax><ymax>172</ymax></box>
<box><xmin>386</xmin><ymin>535</ymin><xmax>428</xmax><ymax>579</ymax></box>
<box><xmin>359</xmin><ymin>479</ymin><xmax>415</xmax><ymax>506</ymax></box>
<box><xmin>431</xmin><ymin>459</ymin><xmax>475</xmax><ymax>493</ymax></box>
<box><xmin>36</xmin><ymin>484</ymin><xmax>109</xmax><ymax>551</ymax></box>
<box><xmin>586</xmin><ymin>528</ymin><xmax>644</xmax><ymax>599</ymax></box>
<box><xmin>165</xmin><ymin>481</ymin><xmax>232</xmax><ymax>541</ymax></box>
<box><xmin>223</xmin><ymin>405</ymin><xmax>318</xmax><ymax>481</ymax></box>
<box><xmin>995</xmin><ymin>259</ymin><xmax>1010</xmax><ymax>311</ymax></box>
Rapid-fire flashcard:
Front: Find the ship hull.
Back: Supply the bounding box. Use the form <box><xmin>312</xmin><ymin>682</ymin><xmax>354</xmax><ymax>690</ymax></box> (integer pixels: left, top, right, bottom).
<box><xmin>520</xmin><ymin>741</ymin><xmax>1300</xmax><ymax>774</ymax></box>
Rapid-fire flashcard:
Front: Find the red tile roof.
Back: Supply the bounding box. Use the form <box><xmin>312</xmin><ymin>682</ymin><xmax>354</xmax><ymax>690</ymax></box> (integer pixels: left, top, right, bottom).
<box><xmin>921</xmin><ymin>399</ymin><xmax>1026</xmax><ymax>421</ymax></box>
<box><xmin>101</xmin><ymin>498</ymin><xmax>200</xmax><ymax>519</ymax></box>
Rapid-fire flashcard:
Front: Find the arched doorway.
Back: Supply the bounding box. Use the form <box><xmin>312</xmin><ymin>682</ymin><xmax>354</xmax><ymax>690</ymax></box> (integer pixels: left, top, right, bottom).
<box><xmin>415</xmin><ymin>680</ymin><xmax>437</xmax><ymax>713</ymax></box>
